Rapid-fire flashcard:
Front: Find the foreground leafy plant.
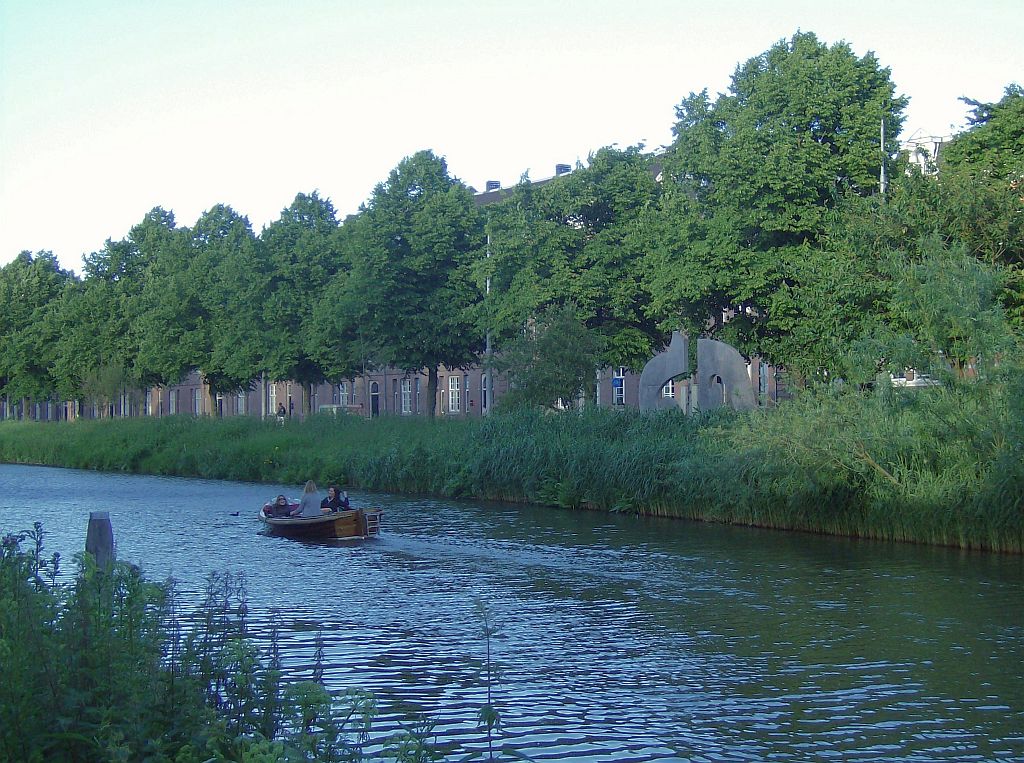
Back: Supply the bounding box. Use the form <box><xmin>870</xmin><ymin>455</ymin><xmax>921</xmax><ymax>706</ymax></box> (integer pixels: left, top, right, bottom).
<box><xmin>1</xmin><ymin>527</ymin><xmax>529</xmax><ymax>762</ymax></box>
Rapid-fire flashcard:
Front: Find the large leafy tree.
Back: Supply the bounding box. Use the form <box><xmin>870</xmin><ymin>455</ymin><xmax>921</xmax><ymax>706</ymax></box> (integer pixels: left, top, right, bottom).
<box><xmin>324</xmin><ymin>150</ymin><xmax>484</xmax><ymax>415</ymax></box>
<box><xmin>818</xmin><ymin>83</ymin><xmax>1024</xmax><ymax>344</ymax></box>
<box><xmin>200</xmin><ymin>206</ymin><xmax>271</xmax><ymax>404</ymax></box>
<box><xmin>135</xmin><ymin>205</ymin><xmax>265</xmax><ymax>406</ymax></box>
<box><xmin>492</xmin><ymin>303</ymin><xmax>603</xmax><ymax>410</ymax></box>
<box><xmin>307</xmin><ymin>218</ymin><xmax>383</xmax><ymax>384</ymax></box>
<box><xmin>0</xmin><ymin>252</ymin><xmax>76</xmax><ymax>411</ymax></box>
<box><xmin>130</xmin><ymin>209</ymin><xmax>196</xmax><ymax>388</ymax></box>
<box><xmin>261</xmin><ymin>192</ymin><xmax>341</xmax><ymax>414</ymax></box>
<box><xmin>482</xmin><ymin>147</ymin><xmax>663</xmax><ymax>369</ymax></box>
<box><xmin>943</xmin><ymin>84</ymin><xmax>1024</xmax><ymax>180</ymax></box>
<box><xmin>645</xmin><ymin>31</ymin><xmax>908</xmax><ymax>361</ymax></box>
<box><xmin>48</xmin><ymin>227</ymin><xmax>163</xmax><ymax>409</ymax></box>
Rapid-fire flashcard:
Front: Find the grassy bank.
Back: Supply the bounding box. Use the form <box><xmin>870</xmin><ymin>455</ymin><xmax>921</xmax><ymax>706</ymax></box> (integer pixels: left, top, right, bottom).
<box><xmin>1</xmin><ymin>385</ymin><xmax>1021</xmax><ymax>552</ymax></box>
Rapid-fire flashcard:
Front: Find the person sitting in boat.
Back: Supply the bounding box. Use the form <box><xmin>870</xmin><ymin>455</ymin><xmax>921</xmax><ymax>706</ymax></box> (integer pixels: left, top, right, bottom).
<box><xmin>297</xmin><ymin>480</ymin><xmax>323</xmax><ymax>517</ymax></box>
<box><xmin>321</xmin><ymin>485</ymin><xmax>350</xmax><ymax>512</ymax></box>
<box><xmin>267</xmin><ymin>494</ymin><xmax>291</xmax><ymax>518</ymax></box>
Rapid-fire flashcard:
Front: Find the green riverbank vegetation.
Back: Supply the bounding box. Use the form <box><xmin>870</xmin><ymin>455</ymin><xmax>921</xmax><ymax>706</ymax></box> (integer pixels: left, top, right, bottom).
<box><xmin>1</xmin><ymin>352</ymin><xmax>1022</xmax><ymax>553</ymax></box>
<box><xmin>1</xmin><ymin>525</ymin><xmax>505</xmax><ymax>762</ymax></box>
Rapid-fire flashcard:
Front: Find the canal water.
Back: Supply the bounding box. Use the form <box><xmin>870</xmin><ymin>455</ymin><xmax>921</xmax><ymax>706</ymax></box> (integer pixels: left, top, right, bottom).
<box><xmin>1</xmin><ymin>464</ymin><xmax>1021</xmax><ymax>762</ymax></box>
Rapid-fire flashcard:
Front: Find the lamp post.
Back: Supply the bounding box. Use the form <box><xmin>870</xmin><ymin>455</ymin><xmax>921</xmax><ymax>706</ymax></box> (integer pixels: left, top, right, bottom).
<box><xmin>484</xmin><ymin>228</ymin><xmax>493</xmax><ymax>415</ymax></box>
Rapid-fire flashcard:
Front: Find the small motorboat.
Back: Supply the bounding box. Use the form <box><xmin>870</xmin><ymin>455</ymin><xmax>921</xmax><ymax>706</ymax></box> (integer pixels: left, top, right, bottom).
<box><xmin>259</xmin><ymin>502</ymin><xmax>383</xmax><ymax>540</ymax></box>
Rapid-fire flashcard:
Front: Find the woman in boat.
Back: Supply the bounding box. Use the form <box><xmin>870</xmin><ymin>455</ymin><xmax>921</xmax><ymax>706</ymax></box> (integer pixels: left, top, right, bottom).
<box><xmin>321</xmin><ymin>485</ymin><xmax>350</xmax><ymax>512</ymax></box>
<box><xmin>297</xmin><ymin>480</ymin><xmax>323</xmax><ymax>517</ymax></box>
<box><xmin>270</xmin><ymin>494</ymin><xmax>291</xmax><ymax>517</ymax></box>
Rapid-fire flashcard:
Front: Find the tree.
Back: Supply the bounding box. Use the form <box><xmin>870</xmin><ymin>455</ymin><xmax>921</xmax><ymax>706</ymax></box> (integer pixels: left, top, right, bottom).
<box><xmin>134</xmin><ymin>205</ymin><xmax>265</xmax><ymax>409</ymax></box>
<box><xmin>49</xmin><ymin>229</ymin><xmax>162</xmax><ymax>411</ymax></box>
<box><xmin>646</xmin><ymin>31</ymin><xmax>908</xmax><ymax>361</ymax></box>
<box><xmin>840</xmin><ymin>238</ymin><xmax>1018</xmax><ymax>386</ymax></box>
<box><xmin>943</xmin><ymin>84</ymin><xmax>1024</xmax><ymax>180</ymax></box>
<box><xmin>307</xmin><ymin>217</ymin><xmax>385</xmax><ymax>385</ymax></box>
<box><xmin>492</xmin><ymin>303</ymin><xmax>603</xmax><ymax>410</ymax></box>
<box><xmin>130</xmin><ymin>209</ymin><xmax>198</xmax><ymax>388</ymax></box>
<box><xmin>261</xmin><ymin>192</ymin><xmax>341</xmax><ymax>415</ymax></box>
<box><xmin>0</xmin><ymin>252</ymin><xmax>76</xmax><ymax>414</ymax></box>
<box><xmin>482</xmin><ymin>147</ymin><xmax>664</xmax><ymax>370</ymax></box>
<box><xmin>327</xmin><ymin>151</ymin><xmax>484</xmax><ymax>416</ymax></box>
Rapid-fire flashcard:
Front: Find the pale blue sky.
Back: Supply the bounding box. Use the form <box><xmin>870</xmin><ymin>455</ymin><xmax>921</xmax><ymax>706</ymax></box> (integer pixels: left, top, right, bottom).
<box><xmin>2</xmin><ymin>0</ymin><xmax>1021</xmax><ymax>273</ymax></box>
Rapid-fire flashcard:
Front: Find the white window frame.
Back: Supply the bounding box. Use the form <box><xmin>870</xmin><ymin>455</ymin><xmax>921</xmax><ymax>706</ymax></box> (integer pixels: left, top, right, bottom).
<box><xmin>662</xmin><ymin>379</ymin><xmax>676</xmax><ymax>398</ymax></box>
<box><xmin>401</xmin><ymin>378</ymin><xmax>412</xmax><ymax>414</ymax></box>
<box><xmin>613</xmin><ymin>367</ymin><xmax>626</xmax><ymax>406</ymax></box>
<box><xmin>169</xmin><ymin>389</ymin><xmax>177</xmax><ymax>415</ymax></box>
<box><xmin>448</xmin><ymin>375</ymin><xmax>461</xmax><ymax>413</ymax></box>
<box><xmin>237</xmin><ymin>391</ymin><xmax>246</xmax><ymax>415</ymax></box>
<box><xmin>338</xmin><ymin>382</ymin><xmax>349</xmax><ymax>407</ymax></box>
<box><xmin>193</xmin><ymin>388</ymin><xmax>202</xmax><ymax>415</ymax></box>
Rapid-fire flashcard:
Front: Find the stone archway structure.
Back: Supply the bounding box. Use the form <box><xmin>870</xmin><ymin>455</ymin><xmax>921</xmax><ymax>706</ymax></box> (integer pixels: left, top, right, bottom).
<box><xmin>638</xmin><ymin>331</ymin><xmax>689</xmax><ymax>410</ymax></box>
<box><xmin>638</xmin><ymin>334</ymin><xmax>756</xmax><ymax>413</ymax></box>
<box><xmin>696</xmin><ymin>338</ymin><xmax>756</xmax><ymax>412</ymax></box>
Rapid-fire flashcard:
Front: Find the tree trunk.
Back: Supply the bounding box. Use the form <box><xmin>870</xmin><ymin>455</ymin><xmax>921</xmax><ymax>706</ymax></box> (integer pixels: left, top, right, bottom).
<box><xmin>426</xmin><ymin>366</ymin><xmax>438</xmax><ymax>418</ymax></box>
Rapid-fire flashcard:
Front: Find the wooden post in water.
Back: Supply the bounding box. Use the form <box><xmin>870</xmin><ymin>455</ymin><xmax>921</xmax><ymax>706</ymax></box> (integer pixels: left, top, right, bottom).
<box><xmin>86</xmin><ymin>511</ymin><xmax>116</xmax><ymax>568</ymax></box>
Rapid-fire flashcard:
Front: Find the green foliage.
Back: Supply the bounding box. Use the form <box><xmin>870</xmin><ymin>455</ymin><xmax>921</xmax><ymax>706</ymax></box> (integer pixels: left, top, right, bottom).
<box><xmin>943</xmin><ymin>84</ymin><xmax>1024</xmax><ymax>180</ymax></box>
<box><xmin>3</xmin><ymin>378</ymin><xmax>1022</xmax><ymax>551</ymax></box>
<box><xmin>0</xmin><ymin>251</ymin><xmax>77</xmax><ymax>403</ymax></box>
<box><xmin>647</xmin><ymin>31</ymin><xmax>907</xmax><ymax>360</ymax></box>
<box><xmin>324</xmin><ymin>151</ymin><xmax>485</xmax><ymax>415</ymax></box>
<box><xmin>492</xmin><ymin>303</ymin><xmax>603</xmax><ymax>410</ymax></box>
<box><xmin>0</xmin><ymin>531</ymin><xmax>491</xmax><ymax>762</ymax></box>
<box><xmin>262</xmin><ymin>192</ymin><xmax>342</xmax><ymax>413</ymax></box>
<box><xmin>481</xmin><ymin>147</ymin><xmax>663</xmax><ymax>368</ymax></box>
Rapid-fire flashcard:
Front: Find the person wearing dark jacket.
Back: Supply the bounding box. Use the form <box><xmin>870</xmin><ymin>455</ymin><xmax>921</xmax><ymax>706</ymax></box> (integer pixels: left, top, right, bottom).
<box><xmin>321</xmin><ymin>485</ymin><xmax>350</xmax><ymax>512</ymax></box>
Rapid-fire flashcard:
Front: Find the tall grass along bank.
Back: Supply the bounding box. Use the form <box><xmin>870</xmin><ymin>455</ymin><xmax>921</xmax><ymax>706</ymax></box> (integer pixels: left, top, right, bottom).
<box><xmin>1</xmin><ymin>389</ymin><xmax>1021</xmax><ymax>552</ymax></box>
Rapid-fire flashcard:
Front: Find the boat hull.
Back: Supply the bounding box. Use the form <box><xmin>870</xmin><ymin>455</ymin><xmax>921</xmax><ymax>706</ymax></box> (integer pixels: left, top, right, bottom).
<box><xmin>259</xmin><ymin>508</ymin><xmax>382</xmax><ymax>540</ymax></box>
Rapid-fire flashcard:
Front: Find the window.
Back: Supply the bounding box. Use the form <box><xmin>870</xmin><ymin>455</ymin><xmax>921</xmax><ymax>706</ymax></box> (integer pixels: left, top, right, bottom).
<box><xmin>193</xmin><ymin>388</ymin><xmax>202</xmax><ymax>415</ymax></box>
<box><xmin>145</xmin><ymin>389</ymin><xmax>153</xmax><ymax>416</ymax></box>
<box><xmin>169</xmin><ymin>389</ymin><xmax>177</xmax><ymax>415</ymax></box>
<box><xmin>661</xmin><ymin>379</ymin><xmax>675</xmax><ymax>398</ymax></box>
<box><xmin>448</xmin><ymin>375</ymin><xmax>461</xmax><ymax>413</ymax></box>
<box><xmin>237</xmin><ymin>391</ymin><xmax>246</xmax><ymax>415</ymax></box>
<box><xmin>393</xmin><ymin>378</ymin><xmax>399</xmax><ymax>412</ymax></box>
<box><xmin>613</xmin><ymin>367</ymin><xmax>626</xmax><ymax>406</ymax></box>
<box><xmin>481</xmin><ymin>373</ymin><xmax>489</xmax><ymax>411</ymax></box>
<box><xmin>401</xmin><ymin>378</ymin><xmax>412</xmax><ymax>414</ymax></box>
<box><xmin>268</xmin><ymin>384</ymin><xmax>277</xmax><ymax>414</ymax></box>
<box><xmin>338</xmin><ymin>382</ymin><xmax>349</xmax><ymax>407</ymax></box>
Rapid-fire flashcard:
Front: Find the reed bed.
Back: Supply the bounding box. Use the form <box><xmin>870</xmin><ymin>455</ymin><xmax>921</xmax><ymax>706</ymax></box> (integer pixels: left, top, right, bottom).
<box><xmin>1</xmin><ymin>385</ymin><xmax>1021</xmax><ymax>552</ymax></box>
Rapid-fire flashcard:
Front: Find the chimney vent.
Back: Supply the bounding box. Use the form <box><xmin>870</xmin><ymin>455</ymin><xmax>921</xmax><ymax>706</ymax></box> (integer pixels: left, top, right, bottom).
<box><xmin>485</xmin><ymin>180</ymin><xmax>501</xmax><ymax>192</ymax></box>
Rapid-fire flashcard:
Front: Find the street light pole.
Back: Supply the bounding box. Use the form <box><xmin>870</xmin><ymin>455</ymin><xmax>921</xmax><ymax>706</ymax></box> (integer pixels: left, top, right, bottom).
<box><xmin>484</xmin><ymin>229</ymin><xmax>493</xmax><ymax>415</ymax></box>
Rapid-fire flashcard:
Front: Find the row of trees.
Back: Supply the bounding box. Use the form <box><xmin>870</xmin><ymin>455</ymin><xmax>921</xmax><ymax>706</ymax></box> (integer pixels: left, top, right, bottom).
<box><xmin>2</xmin><ymin>32</ymin><xmax>1021</xmax><ymax>414</ymax></box>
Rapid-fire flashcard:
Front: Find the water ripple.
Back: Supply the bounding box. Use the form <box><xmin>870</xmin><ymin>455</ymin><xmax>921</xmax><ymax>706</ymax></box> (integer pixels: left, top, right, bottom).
<box><xmin>2</xmin><ymin>465</ymin><xmax>1022</xmax><ymax>762</ymax></box>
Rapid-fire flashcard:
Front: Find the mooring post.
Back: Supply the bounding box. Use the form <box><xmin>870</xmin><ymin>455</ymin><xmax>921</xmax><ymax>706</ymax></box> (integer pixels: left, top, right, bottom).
<box><xmin>85</xmin><ymin>511</ymin><xmax>116</xmax><ymax>568</ymax></box>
